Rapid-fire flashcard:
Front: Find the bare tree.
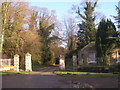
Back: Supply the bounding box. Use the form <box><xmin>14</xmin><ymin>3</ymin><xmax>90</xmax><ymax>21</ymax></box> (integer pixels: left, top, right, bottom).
<box><xmin>63</xmin><ymin>14</ymin><xmax>79</xmax><ymax>51</ymax></box>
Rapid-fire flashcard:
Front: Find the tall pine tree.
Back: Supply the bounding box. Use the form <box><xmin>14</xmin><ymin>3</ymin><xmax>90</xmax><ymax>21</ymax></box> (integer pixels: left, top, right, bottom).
<box><xmin>75</xmin><ymin>0</ymin><xmax>98</xmax><ymax>49</ymax></box>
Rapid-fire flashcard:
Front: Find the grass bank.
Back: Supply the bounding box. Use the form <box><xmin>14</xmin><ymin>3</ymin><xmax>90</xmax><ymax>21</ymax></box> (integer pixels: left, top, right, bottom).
<box><xmin>54</xmin><ymin>71</ymin><xmax>120</xmax><ymax>78</ymax></box>
<box><xmin>0</xmin><ymin>71</ymin><xmax>32</xmax><ymax>76</ymax></box>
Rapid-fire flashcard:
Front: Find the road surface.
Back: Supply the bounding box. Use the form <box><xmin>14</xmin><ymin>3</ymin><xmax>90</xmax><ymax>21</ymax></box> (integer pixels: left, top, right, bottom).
<box><xmin>2</xmin><ymin>66</ymin><xmax>73</xmax><ymax>88</ymax></box>
<box><xmin>2</xmin><ymin>66</ymin><xmax>119</xmax><ymax>88</ymax></box>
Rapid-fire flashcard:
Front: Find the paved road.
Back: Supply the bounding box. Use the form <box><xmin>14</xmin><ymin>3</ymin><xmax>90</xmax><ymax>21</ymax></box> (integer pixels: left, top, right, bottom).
<box><xmin>2</xmin><ymin>66</ymin><xmax>119</xmax><ymax>88</ymax></box>
<box><xmin>2</xmin><ymin>66</ymin><xmax>73</xmax><ymax>88</ymax></box>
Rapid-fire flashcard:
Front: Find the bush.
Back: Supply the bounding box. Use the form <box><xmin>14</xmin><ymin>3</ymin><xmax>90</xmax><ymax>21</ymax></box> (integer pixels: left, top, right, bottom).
<box><xmin>78</xmin><ymin>64</ymin><xmax>120</xmax><ymax>73</ymax></box>
<box><xmin>110</xmin><ymin>64</ymin><xmax>120</xmax><ymax>72</ymax></box>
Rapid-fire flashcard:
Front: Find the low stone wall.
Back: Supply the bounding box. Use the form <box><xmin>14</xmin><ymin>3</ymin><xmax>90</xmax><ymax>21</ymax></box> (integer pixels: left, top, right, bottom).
<box><xmin>0</xmin><ymin>59</ymin><xmax>13</xmax><ymax>71</ymax></box>
<box><xmin>0</xmin><ymin>66</ymin><xmax>14</xmax><ymax>71</ymax></box>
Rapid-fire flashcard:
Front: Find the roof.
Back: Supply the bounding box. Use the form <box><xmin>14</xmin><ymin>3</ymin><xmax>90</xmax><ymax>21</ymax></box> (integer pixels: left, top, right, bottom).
<box><xmin>80</xmin><ymin>42</ymin><xmax>95</xmax><ymax>52</ymax></box>
<box><xmin>67</xmin><ymin>42</ymin><xmax>96</xmax><ymax>56</ymax></box>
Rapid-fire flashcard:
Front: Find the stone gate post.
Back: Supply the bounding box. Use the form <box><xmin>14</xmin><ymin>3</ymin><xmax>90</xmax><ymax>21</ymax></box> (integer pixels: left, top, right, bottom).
<box><xmin>14</xmin><ymin>54</ymin><xmax>19</xmax><ymax>72</ymax></box>
<box><xmin>25</xmin><ymin>53</ymin><xmax>32</xmax><ymax>72</ymax></box>
<box><xmin>59</xmin><ymin>55</ymin><xmax>65</xmax><ymax>70</ymax></box>
<box><xmin>73</xmin><ymin>55</ymin><xmax>77</xmax><ymax>71</ymax></box>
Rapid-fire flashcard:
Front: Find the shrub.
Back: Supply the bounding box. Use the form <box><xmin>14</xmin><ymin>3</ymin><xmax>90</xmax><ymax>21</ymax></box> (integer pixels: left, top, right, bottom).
<box><xmin>78</xmin><ymin>65</ymin><xmax>120</xmax><ymax>73</ymax></box>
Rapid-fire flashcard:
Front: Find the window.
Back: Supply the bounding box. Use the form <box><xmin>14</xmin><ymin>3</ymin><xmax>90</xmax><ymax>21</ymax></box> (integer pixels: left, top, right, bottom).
<box><xmin>89</xmin><ymin>53</ymin><xmax>95</xmax><ymax>58</ymax></box>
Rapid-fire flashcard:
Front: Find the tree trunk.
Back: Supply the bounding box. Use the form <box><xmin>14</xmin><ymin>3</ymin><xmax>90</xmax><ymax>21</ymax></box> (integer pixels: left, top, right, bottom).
<box><xmin>0</xmin><ymin>3</ymin><xmax>8</xmax><ymax>58</ymax></box>
<box><xmin>97</xmin><ymin>57</ymin><xmax>103</xmax><ymax>65</ymax></box>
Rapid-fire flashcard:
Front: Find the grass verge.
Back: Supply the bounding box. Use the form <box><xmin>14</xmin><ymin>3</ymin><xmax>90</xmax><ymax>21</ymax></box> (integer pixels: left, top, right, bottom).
<box><xmin>54</xmin><ymin>71</ymin><xmax>120</xmax><ymax>78</ymax></box>
<box><xmin>0</xmin><ymin>71</ymin><xmax>32</xmax><ymax>76</ymax></box>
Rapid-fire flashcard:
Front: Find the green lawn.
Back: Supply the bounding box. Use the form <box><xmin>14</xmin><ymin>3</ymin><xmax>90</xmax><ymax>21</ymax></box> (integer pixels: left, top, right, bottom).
<box><xmin>54</xmin><ymin>71</ymin><xmax>120</xmax><ymax>78</ymax></box>
<box><xmin>0</xmin><ymin>71</ymin><xmax>32</xmax><ymax>76</ymax></box>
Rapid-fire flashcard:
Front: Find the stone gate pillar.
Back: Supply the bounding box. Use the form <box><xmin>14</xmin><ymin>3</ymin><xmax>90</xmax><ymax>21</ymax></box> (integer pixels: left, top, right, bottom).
<box><xmin>59</xmin><ymin>55</ymin><xmax>65</xmax><ymax>70</ymax></box>
<box><xmin>25</xmin><ymin>53</ymin><xmax>32</xmax><ymax>72</ymax></box>
<box><xmin>73</xmin><ymin>55</ymin><xmax>77</xmax><ymax>71</ymax></box>
<box><xmin>14</xmin><ymin>54</ymin><xmax>19</xmax><ymax>72</ymax></box>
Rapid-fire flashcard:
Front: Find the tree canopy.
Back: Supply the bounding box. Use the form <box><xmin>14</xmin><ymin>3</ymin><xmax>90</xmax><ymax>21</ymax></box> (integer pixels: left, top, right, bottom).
<box><xmin>96</xmin><ymin>19</ymin><xmax>119</xmax><ymax>65</ymax></box>
<box><xmin>73</xmin><ymin>0</ymin><xmax>98</xmax><ymax>49</ymax></box>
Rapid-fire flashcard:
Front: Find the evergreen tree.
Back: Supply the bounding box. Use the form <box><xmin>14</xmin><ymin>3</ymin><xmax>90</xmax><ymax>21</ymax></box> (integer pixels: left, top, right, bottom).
<box><xmin>112</xmin><ymin>5</ymin><xmax>120</xmax><ymax>29</ymax></box>
<box><xmin>38</xmin><ymin>21</ymin><xmax>54</xmax><ymax>64</ymax></box>
<box><xmin>112</xmin><ymin>4</ymin><xmax>120</xmax><ymax>45</ymax></box>
<box><xmin>96</xmin><ymin>19</ymin><xmax>119</xmax><ymax>65</ymax></box>
<box><xmin>75</xmin><ymin>0</ymin><xmax>98</xmax><ymax>49</ymax></box>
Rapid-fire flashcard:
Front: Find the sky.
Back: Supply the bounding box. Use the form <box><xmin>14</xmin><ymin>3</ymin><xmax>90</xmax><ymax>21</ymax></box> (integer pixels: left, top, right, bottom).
<box><xmin>29</xmin><ymin>1</ymin><xmax>119</xmax><ymax>24</ymax></box>
<box><xmin>28</xmin><ymin>1</ymin><xmax>119</xmax><ymax>47</ymax></box>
